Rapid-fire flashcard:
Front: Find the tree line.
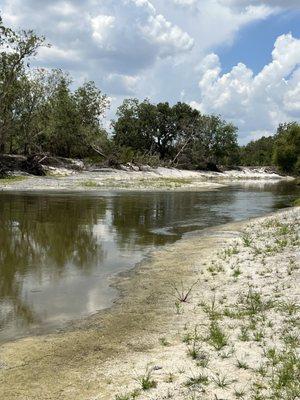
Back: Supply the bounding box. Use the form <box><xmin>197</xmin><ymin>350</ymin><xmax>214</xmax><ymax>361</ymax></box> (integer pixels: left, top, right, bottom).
<box><xmin>1</xmin><ymin>16</ymin><xmax>299</xmax><ymax>174</ymax></box>
<box><xmin>240</xmin><ymin>123</ymin><xmax>300</xmax><ymax>175</ymax></box>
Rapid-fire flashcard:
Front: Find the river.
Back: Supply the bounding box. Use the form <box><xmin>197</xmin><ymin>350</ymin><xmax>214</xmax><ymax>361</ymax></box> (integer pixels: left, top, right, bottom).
<box><xmin>0</xmin><ymin>181</ymin><xmax>299</xmax><ymax>342</ymax></box>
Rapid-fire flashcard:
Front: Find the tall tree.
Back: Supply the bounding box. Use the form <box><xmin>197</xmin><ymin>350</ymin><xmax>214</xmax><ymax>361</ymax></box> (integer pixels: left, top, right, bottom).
<box><xmin>273</xmin><ymin>123</ymin><xmax>300</xmax><ymax>175</ymax></box>
<box><xmin>0</xmin><ymin>15</ymin><xmax>45</xmax><ymax>152</ymax></box>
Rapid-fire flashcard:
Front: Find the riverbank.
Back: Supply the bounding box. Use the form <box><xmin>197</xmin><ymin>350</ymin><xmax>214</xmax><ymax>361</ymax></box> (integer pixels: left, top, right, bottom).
<box><xmin>0</xmin><ymin>207</ymin><xmax>299</xmax><ymax>399</ymax></box>
<box><xmin>0</xmin><ymin>166</ymin><xmax>293</xmax><ymax>192</ymax></box>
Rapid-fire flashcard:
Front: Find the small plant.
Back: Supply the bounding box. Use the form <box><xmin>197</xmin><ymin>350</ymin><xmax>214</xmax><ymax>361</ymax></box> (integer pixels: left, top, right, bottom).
<box><xmin>170</xmin><ymin>279</ymin><xmax>199</xmax><ymax>303</ymax></box>
<box><xmin>185</xmin><ymin>373</ymin><xmax>209</xmax><ymax>388</ymax></box>
<box><xmin>183</xmin><ymin>325</ymin><xmax>201</xmax><ymax>345</ymax></box>
<box><xmin>236</xmin><ymin>358</ymin><xmax>249</xmax><ymax>369</ymax></box>
<box><xmin>279</xmin><ymin>300</ymin><xmax>299</xmax><ymax>316</ymax></box>
<box><xmin>201</xmin><ymin>295</ymin><xmax>222</xmax><ymax>320</ymax></box>
<box><xmin>115</xmin><ymin>389</ymin><xmax>140</xmax><ymax>400</ymax></box>
<box><xmin>242</xmin><ymin>233</ymin><xmax>253</xmax><ymax>247</ymax></box>
<box><xmin>239</xmin><ymin>326</ymin><xmax>250</xmax><ymax>341</ymax></box>
<box><xmin>234</xmin><ymin>388</ymin><xmax>246</xmax><ymax>399</ymax></box>
<box><xmin>233</xmin><ymin>267</ymin><xmax>242</xmax><ymax>278</ymax></box>
<box><xmin>211</xmin><ymin>373</ymin><xmax>235</xmax><ymax>388</ymax></box>
<box><xmin>238</xmin><ymin>288</ymin><xmax>274</xmax><ymax>316</ymax></box>
<box><xmin>135</xmin><ymin>366</ymin><xmax>157</xmax><ymax>391</ymax></box>
<box><xmin>207</xmin><ymin>321</ymin><xmax>228</xmax><ymax>350</ymax></box>
<box><xmin>165</xmin><ymin>373</ymin><xmax>175</xmax><ymax>383</ymax></box>
<box><xmin>159</xmin><ymin>337</ymin><xmax>170</xmax><ymax>346</ymax></box>
<box><xmin>115</xmin><ymin>394</ymin><xmax>131</xmax><ymax>400</ymax></box>
<box><xmin>253</xmin><ymin>329</ymin><xmax>264</xmax><ymax>342</ymax></box>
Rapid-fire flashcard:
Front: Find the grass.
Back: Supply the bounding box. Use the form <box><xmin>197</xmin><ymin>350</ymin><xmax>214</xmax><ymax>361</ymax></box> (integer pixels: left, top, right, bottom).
<box><xmin>293</xmin><ymin>198</ymin><xmax>300</xmax><ymax>206</ymax></box>
<box><xmin>242</xmin><ymin>233</ymin><xmax>253</xmax><ymax>247</ymax></box>
<box><xmin>0</xmin><ymin>175</ymin><xmax>27</xmax><ymax>184</ymax></box>
<box><xmin>115</xmin><ymin>389</ymin><xmax>140</xmax><ymax>400</ymax></box>
<box><xmin>211</xmin><ymin>373</ymin><xmax>236</xmax><ymax>388</ymax></box>
<box><xmin>135</xmin><ymin>366</ymin><xmax>157</xmax><ymax>391</ymax></box>
<box><xmin>185</xmin><ymin>373</ymin><xmax>209</xmax><ymax>388</ymax></box>
<box><xmin>82</xmin><ymin>180</ymin><xmax>100</xmax><ymax>188</ymax></box>
<box><xmin>207</xmin><ymin>321</ymin><xmax>228</xmax><ymax>350</ymax></box>
<box><xmin>200</xmin><ymin>295</ymin><xmax>222</xmax><ymax>321</ymax></box>
<box><xmin>236</xmin><ymin>358</ymin><xmax>249</xmax><ymax>369</ymax></box>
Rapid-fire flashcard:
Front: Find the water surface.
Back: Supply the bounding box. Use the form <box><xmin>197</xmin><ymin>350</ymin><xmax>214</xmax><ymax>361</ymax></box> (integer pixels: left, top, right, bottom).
<box><xmin>0</xmin><ymin>182</ymin><xmax>299</xmax><ymax>341</ymax></box>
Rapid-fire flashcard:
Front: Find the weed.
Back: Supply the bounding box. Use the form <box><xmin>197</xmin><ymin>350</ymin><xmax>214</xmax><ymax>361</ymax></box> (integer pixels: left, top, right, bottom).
<box><xmin>207</xmin><ymin>321</ymin><xmax>228</xmax><ymax>350</ymax></box>
<box><xmin>233</xmin><ymin>267</ymin><xmax>242</xmax><ymax>278</ymax></box>
<box><xmin>236</xmin><ymin>358</ymin><xmax>249</xmax><ymax>369</ymax></box>
<box><xmin>279</xmin><ymin>300</ymin><xmax>299</xmax><ymax>316</ymax></box>
<box><xmin>239</xmin><ymin>326</ymin><xmax>250</xmax><ymax>341</ymax></box>
<box><xmin>135</xmin><ymin>366</ymin><xmax>157</xmax><ymax>391</ymax></box>
<box><xmin>185</xmin><ymin>373</ymin><xmax>209</xmax><ymax>388</ymax></box>
<box><xmin>253</xmin><ymin>330</ymin><xmax>264</xmax><ymax>342</ymax></box>
<box><xmin>269</xmin><ymin>349</ymin><xmax>300</xmax><ymax>399</ymax></box>
<box><xmin>165</xmin><ymin>373</ymin><xmax>175</xmax><ymax>383</ymax></box>
<box><xmin>211</xmin><ymin>373</ymin><xmax>236</xmax><ymax>388</ymax></box>
<box><xmin>115</xmin><ymin>389</ymin><xmax>140</xmax><ymax>400</ymax></box>
<box><xmin>159</xmin><ymin>337</ymin><xmax>170</xmax><ymax>346</ymax></box>
<box><xmin>201</xmin><ymin>295</ymin><xmax>222</xmax><ymax>320</ymax></box>
<box><xmin>234</xmin><ymin>388</ymin><xmax>246</xmax><ymax>399</ymax></box>
<box><xmin>183</xmin><ymin>325</ymin><xmax>201</xmax><ymax>345</ymax></box>
<box><xmin>170</xmin><ymin>280</ymin><xmax>199</xmax><ymax>303</ymax></box>
<box><xmin>242</xmin><ymin>233</ymin><xmax>253</xmax><ymax>247</ymax></box>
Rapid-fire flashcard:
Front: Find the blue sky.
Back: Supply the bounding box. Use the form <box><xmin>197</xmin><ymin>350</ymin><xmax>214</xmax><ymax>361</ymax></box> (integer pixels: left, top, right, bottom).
<box><xmin>219</xmin><ymin>9</ymin><xmax>300</xmax><ymax>74</ymax></box>
<box><xmin>1</xmin><ymin>0</ymin><xmax>300</xmax><ymax>143</ymax></box>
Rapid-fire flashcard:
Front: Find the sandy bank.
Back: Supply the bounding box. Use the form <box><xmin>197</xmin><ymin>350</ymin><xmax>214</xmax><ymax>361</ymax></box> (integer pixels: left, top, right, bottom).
<box><xmin>0</xmin><ymin>166</ymin><xmax>293</xmax><ymax>192</ymax></box>
<box><xmin>0</xmin><ymin>207</ymin><xmax>299</xmax><ymax>400</ymax></box>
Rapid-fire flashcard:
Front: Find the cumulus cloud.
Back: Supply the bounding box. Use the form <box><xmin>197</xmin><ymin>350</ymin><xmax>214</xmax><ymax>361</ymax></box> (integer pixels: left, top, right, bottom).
<box><xmin>191</xmin><ymin>33</ymin><xmax>300</xmax><ymax>142</ymax></box>
<box><xmin>1</xmin><ymin>0</ymin><xmax>194</xmax><ymax>78</ymax></box>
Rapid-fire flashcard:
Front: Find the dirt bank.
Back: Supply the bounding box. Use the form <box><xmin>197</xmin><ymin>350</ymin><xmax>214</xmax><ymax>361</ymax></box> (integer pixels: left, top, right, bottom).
<box><xmin>0</xmin><ymin>207</ymin><xmax>298</xmax><ymax>400</ymax></box>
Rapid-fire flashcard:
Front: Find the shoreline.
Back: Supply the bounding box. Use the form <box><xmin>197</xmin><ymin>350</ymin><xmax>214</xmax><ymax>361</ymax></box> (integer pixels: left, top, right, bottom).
<box><xmin>0</xmin><ymin>166</ymin><xmax>294</xmax><ymax>193</ymax></box>
<box><xmin>0</xmin><ymin>207</ymin><xmax>299</xmax><ymax>399</ymax></box>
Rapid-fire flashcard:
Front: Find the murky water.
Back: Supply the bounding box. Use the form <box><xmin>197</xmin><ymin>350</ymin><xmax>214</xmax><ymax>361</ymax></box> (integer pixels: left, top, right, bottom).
<box><xmin>0</xmin><ymin>182</ymin><xmax>299</xmax><ymax>342</ymax></box>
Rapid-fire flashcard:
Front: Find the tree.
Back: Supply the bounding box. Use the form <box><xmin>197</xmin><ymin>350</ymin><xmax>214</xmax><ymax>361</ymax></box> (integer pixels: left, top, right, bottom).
<box><xmin>0</xmin><ymin>15</ymin><xmax>46</xmax><ymax>152</ymax></box>
<box><xmin>239</xmin><ymin>136</ymin><xmax>275</xmax><ymax>166</ymax></box>
<box><xmin>175</xmin><ymin>114</ymin><xmax>239</xmax><ymax>169</ymax></box>
<box><xmin>273</xmin><ymin>123</ymin><xmax>300</xmax><ymax>175</ymax></box>
<box><xmin>113</xmin><ymin>98</ymin><xmax>239</xmax><ymax>168</ymax></box>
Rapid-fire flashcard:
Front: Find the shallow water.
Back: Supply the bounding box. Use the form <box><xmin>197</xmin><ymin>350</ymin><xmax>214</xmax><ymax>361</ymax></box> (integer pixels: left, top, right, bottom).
<box><xmin>0</xmin><ymin>181</ymin><xmax>299</xmax><ymax>342</ymax></box>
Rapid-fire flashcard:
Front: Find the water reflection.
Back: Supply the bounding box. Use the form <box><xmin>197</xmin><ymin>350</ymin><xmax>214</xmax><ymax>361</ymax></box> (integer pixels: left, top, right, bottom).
<box><xmin>0</xmin><ymin>182</ymin><xmax>299</xmax><ymax>341</ymax></box>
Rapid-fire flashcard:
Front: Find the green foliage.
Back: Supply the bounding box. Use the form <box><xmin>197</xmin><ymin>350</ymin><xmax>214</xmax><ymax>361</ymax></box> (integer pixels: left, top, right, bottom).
<box><xmin>240</xmin><ymin>135</ymin><xmax>275</xmax><ymax>166</ymax></box>
<box><xmin>0</xmin><ymin>17</ymin><xmax>109</xmax><ymax>158</ymax></box>
<box><xmin>240</xmin><ymin>123</ymin><xmax>300</xmax><ymax>175</ymax></box>
<box><xmin>273</xmin><ymin>123</ymin><xmax>300</xmax><ymax>175</ymax></box>
<box><xmin>207</xmin><ymin>321</ymin><xmax>228</xmax><ymax>350</ymax></box>
<box><xmin>113</xmin><ymin>98</ymin><xmax>239</xmax><ymax>168</ymax></box>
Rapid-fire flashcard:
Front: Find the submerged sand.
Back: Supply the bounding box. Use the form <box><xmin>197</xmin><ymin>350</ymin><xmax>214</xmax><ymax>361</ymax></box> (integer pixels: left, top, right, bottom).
<box><xmin>0</xmin><ymin>207</ymin><xmax>299</xmax><ymax>400</ymax></box>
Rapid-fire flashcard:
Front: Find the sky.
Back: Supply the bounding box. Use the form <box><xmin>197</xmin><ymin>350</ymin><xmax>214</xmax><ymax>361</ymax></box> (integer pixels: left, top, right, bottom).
<box><xmin>1</xmin><ymin>0</ymin><xmax>300</xmax><ymax>143</ymax></box>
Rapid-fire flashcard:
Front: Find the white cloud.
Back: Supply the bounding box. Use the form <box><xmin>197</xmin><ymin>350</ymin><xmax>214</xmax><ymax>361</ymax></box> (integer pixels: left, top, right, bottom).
<box><xmin>191</xmin><ymin>33</ymin><xmax>300</xmax><ymax>142</ymax></box>
<box><xmin>90</xmin><ymin>15</ymin><xmax>116</xmax><ymax>48</ymax></box>
<box><xmin>173</xmin><ymin>0</ymin><xmax>197</xmax><ymax>6</ymax></box>
<box><xmin>140</xmin><ymin>14</ymin><xmax>194</xmax><ymax>56</ymax></box>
